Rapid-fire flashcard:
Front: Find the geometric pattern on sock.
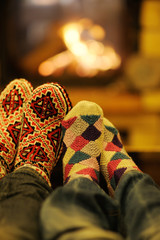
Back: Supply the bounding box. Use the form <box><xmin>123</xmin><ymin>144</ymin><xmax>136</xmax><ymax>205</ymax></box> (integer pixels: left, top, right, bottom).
<box><xmin>20</xmin><ymin>117</ymin><xmax>35</xmax><ymax>140</ymax></box>
<box><xmin>31</xmin><ymin>92</ymin><xmax>58</xmax><ymax>122</ymax></box>
<box><xmin>0</xmin><ymin>143</ymin><xmax>9</xmax><ymax>153</ymax></box>
<box><xmin>19</xmin><ymin>142</ymin><xmax>49</xmax><ymax>162</ymax></box>
<box><xmin>47</xmin><ymin>127</ymin><xmax>61</xmax><ymax>153</ymax></box>
<box><xmin>14</xmin><ymin>82</ymin><xmax>72</xmax><ymax>185</ymax></box>
<box><xmin>62</xmin><ymin>109</ymin><xmax>103</xmax><ymax>184</ymax></box>
<box><xmin>0</xmin><ymin>79</ymin><xmax>33</xmax><ymax>124</ymax></box>
<box><xmin>101</xmin><ymin>118</ymin><xmax>141</xmax><ymax>196</ymax></box>
<box><xmin>2</xmin><ymin>87</ymin><xmax>23</xmax><ymax>117</ymax></box>
<box><xmin>7</xmin><ymin>121</ymin><xmax>21</xmax><ymax>145</ymax></box>
<box><xmin>0</xmin><ymin>79</ymin><xmax>33</xmax><ymax>173</ymax></box>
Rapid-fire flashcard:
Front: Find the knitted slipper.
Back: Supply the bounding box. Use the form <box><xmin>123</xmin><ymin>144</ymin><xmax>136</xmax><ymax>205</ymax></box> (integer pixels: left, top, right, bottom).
<box><xmin>101</xmin><ymin>117</ymin><xmax>141</xmax><ymax>196</ymax></box>
<box><xmin>14</xmin><ymin>83</ymin><xmax>72</xmax><ymax>185</ymax></box>
<box><xmin>0</xmin><ymin>79</ymin><xmax>33</xmax><ymax>177</ymax></box>
<box><xmin>61</xmin><ymin>101</ymin><xmax>104</xmax><ymax>184</ymax></box>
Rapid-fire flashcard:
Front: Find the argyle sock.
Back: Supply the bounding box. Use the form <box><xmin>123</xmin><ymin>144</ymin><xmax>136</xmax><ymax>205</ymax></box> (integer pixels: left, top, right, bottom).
<box><xmin>0</xmin><ymin>79</ymin><xmax>33</xmax><ymax>177</ymax></box>
<box><xmin>14</xmin><ymin>83</ymin><xmax>72</xmax><ymax>185</ymax></box>
<box><xmin>61</xmin><ymin>100</ymin><xmax>104</xmax><ymax>184</ymax></box>
<box><xmin>101</xmin><ymin>117</ymin><xmax>141</xmax><ymax>196</ymax></box>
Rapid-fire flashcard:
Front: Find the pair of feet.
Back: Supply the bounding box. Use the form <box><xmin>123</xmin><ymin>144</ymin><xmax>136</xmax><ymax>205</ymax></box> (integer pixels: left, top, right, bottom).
<box><xmin>0</xmin><ymin>79</ymin><xmax>140</xmax><ymax>195</ymax></box>
<box><xmin>0</xmin><ymin>79</ymin><xmax>72</xmax><ymax>185</ymax></box>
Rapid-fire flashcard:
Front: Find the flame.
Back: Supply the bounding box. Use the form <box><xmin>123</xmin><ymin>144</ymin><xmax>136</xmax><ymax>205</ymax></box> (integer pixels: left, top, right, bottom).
<box><xmin>39</xmin><ymin>18</ymin><xmax>121</xmax><ymax>77</ymax></box>
<box><xmin>38</xmin><ymin>51</ymin><xmax>73</xmax><ymax>76</ymax></box>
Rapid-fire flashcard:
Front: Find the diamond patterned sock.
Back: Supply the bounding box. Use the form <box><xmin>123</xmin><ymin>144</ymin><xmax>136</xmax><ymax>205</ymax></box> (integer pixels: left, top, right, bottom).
<box><xmin>61</xmin><ymin>100</ymin><xmax>104</xmax><ymax>184</ymax></box>
<box><xmin>101</xmin><ymin>117</ymin><xmax>141</xmax><ymax>196</ymax></box>
<box><xmin>14</xmin><ymin>83</ymin><xmax>72</xmax><ymax>185</ymax></box>
<box><xmin>0</xmin><ymin>79</ymin><xmax>33</xmax><ymax>177</ymax></box>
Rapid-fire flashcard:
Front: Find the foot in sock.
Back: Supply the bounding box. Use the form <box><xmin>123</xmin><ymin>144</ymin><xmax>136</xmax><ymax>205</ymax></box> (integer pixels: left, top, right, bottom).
<box><xmin>0</xmin><ymin>79</ymin><xmax>33</xmax><ymax>177</ymax></box>
<box><xmin>14</xmin><ymin>83</ymin><xmax>72</xmax><ymax>185</ymax></box>
<box><xmin>61</xmin><ymin>100</ymin><xmax>104</xmax><ymax>184</ymax></box>
<box><xmin>101</xmin><ymin>117</ymin><xmax>141</xmax><ymax>196</ymax></box>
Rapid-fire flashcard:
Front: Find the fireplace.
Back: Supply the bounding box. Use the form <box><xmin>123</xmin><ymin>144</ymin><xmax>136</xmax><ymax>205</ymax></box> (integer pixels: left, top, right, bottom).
<box><xmin>38</xmin><ymin>17</ymin><xmax>121</xmax><ymax>78</ymax></box>
<box><xmin>4</xmin><ymin>0</ymin><xmax>128</xmax><ymax>86</ymax></box>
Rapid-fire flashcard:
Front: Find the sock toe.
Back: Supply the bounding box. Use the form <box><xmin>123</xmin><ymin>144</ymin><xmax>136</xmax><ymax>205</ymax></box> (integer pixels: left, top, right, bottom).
<box><xmin>14</xmin><ymin>82</ymin><xmax>72</xmax><ymax>185</ymax></box>
<box><xmin>0</xmin><ymin>79</ymin><xmax>33</xmax><ymax>174</ymax></box>
<box><xmin>101</xmin><ymin>117</ymin><xmax>141</xmax><ymax>196</ymax></box>
<box><xmin>61</xmin><ymin>101</ymin><xmax>104</xmax><ymax>184</ymax></box>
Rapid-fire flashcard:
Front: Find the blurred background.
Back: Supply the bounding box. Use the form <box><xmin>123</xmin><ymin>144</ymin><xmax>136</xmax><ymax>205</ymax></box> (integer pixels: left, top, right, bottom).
<box><xmin>1</xmin><ymin>0</ymin><xmax>160</xmax><ymax>184</ymax></box>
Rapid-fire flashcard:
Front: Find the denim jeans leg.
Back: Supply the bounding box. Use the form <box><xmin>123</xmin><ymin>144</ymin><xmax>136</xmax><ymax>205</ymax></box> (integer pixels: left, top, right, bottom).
<box><xmin>0</xmin><ymin>167</ymin><xmax>52</xmax><ymax>240</ymax></box>
<box><xmin>40</xmin><ymin>177</ymin><xmax>123</xmax><ymax>240</ymax></box>
<box><xmin>115</xmin><ymin>171</ymin><xmax>160</xmax><ymax>240</ymax></box>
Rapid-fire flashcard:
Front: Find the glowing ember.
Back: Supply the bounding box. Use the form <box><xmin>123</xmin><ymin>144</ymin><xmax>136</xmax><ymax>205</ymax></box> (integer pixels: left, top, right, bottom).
<box><xmin>39</xmin><ymin>18</ymin><xmax>121</xmax><ymax>77</ymax></box>
<box><xmin>39</xmin><ymin>51</ymin><xmax>73</xmax><ymax>76</ymax></box>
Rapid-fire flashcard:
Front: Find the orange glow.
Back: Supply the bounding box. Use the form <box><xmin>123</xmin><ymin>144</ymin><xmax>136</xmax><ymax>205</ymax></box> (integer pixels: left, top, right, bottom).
<box><xmin>89</xmin><ymin>25</ymin><xmax>106</xmax><ymax>40</ymax></box>
<box><xmin>62</xmin><ymin>23</ymin><xmax>80</xmax><ymax>46</ymax></box>
<box><xmin>70</xmin><ymin>42</ymin><xmax>88</xmax><ymax>57</ymax></box>
<box><xmin>79</xmin><ymin>18</ymin><xmax>93</xmax><ymax>28</ymax></box>
<box><xmin>38</xmin><ymin>61</ymin><xmax>54</xmax><ymax>76</ymax></box>
<box><xmin>39</xmin><ymin>18</ymin><xmax>121</xmax><ymax>78</ymax></box>
<box><xmin>38</xmin><ymin>51</ymin><xmax>73</xmax><ymax>76</ymax></box>
<box><xmin>87</xmin><ymin>40</ymin><xmax>105</xmax><ymax>55</ymax></box>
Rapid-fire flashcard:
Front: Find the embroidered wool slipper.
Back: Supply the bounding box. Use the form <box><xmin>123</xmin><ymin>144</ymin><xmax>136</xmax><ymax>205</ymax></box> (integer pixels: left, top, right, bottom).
<box><xmin>14</xmin><ymin>82</ymin><xmax>72</xmax><ymax>185</ymax></box>
<box><xmin>0</xmin><ymin>79</ymin><xmax>33</xmax><ymax>177</ymax></box>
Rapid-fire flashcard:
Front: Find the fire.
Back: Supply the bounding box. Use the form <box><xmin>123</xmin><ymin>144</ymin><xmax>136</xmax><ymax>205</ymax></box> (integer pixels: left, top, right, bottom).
<box><xmin>38</xmin><ymin>18</ymin><xmax>121</xmax><ymax>77</ymax></box>
<box><xmin>39</xmin><ymin>51</ymin><xmax>73</xmax><ymax>76</ymax></box>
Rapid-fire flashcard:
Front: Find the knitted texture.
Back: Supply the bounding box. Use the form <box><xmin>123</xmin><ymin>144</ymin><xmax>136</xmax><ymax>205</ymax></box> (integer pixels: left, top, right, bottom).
<box><xmin>0</xmin><ymin>79</ymin><xmax>33</xmax><ymax>177</ymax></box>
<box><xmin>14</xmin><ymin>83</ymin><xmax>72</xmax><ymax>185</ymax></box>
<box><xmin>101</xmin><ymin>117</ymin><xmax>141</xmax><ymax>196</ymax></box>
<box><xmin>61</xmin><ymin>101</ymin><xmax>104</xmax><ymax>184</ymax></box>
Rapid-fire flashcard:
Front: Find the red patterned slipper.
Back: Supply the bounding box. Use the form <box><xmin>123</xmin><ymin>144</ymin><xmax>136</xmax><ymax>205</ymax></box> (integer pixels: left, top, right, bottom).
<box><xmin>0</xmin><ymin>79</ymin><xmax>33</xmax><ymax>177</ymax></box>
<box><xmin>14</xmin><ymin>83</ymin><xmax>72</xmax><ymax>185</ymax></box>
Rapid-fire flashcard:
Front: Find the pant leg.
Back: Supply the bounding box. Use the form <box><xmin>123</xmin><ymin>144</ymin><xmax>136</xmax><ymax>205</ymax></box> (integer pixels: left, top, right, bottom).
<box><xmin>115</xmin><ymin>171</ymin><xmax>160</xmax><ymax>240</ymax></box>
<box><xmin>40</xmin><ymin>177</ymin><xmax>123</xmax><ymax>240</ymax></box>
<box><xmin>0</xmin><ymin>167</ymin><xmax>52</xmax><ymax>240</ymax></box>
